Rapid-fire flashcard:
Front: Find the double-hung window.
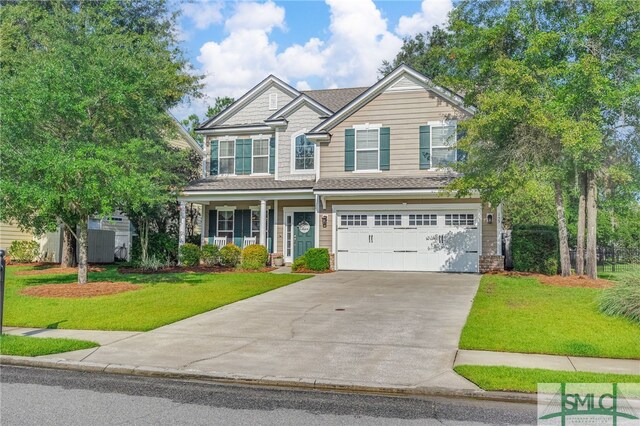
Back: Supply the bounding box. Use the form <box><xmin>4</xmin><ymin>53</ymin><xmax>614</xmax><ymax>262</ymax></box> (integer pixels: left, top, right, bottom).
<box><xmin>219</xmin><ymin>140</ymin><xmax>235</xmax><ymax>175</ymax></box>
<box><xmin>252</xmin><ymin>139</ymin><xmax>269</xmax><ymax>174</ymax></box>
<box><xmin>294</xmin><ymin>135</ymin><xmax>314</xmax><ymax>171</ymax></box>
<box><xmin>217</xmin><ymin>210</ymin><xmax>234</xmax><ymax>241</ymax></box>
<box><xmin>355</xmin><ymin>128</ymin><xmax>379</xmax><ymax>171</ymax></box>
<box><xmin>431</xmin><ymin>122</ymin><xmax>457</xmax><ymax>168</ymax></box>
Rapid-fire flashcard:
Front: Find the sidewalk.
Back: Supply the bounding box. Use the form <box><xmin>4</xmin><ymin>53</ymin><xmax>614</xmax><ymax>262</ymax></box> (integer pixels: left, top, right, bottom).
<box><xmin>3</xmin><ymin>327</ymin><xmax>140</xmax><ymax>346</ymax></box>
<box><xmin>455</xmin><ymin>349</ymin><xmax>640</xmax><ymax>375</ymax></box>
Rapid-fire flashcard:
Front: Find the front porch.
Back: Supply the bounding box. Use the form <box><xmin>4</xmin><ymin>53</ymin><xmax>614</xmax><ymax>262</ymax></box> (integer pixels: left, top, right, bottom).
<box><xmin>178</xmin><ymin>178</ymin><xmax>318</xmax><ymax>264</ymax></box>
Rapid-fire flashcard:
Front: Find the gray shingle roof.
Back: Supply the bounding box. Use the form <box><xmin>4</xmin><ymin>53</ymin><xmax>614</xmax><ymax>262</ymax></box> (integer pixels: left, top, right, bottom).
<box><xmin>314</xmin><ymin>176</ymin><xmax>456</xmax><ymax>191</ymax></box>
<box><xmin>185</xmin><ymin>177</ymin><xmax>316</xmax><ymax>192</ymax></box>
<box><xmin>302</xmin><ymin>87</ymin><xmax>368</xmax><ymax>112</ymax></box>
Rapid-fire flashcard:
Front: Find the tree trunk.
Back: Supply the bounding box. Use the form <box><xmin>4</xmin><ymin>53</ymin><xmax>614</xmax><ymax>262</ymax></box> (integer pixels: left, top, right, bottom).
<box><xmin>554</xmin><ymin>180</ymin><xmax>571</xmax><ymax>276</ymax></box>
<box><xmin>77</xmin><ymin>220</ymin><xmax>88</xmax><ymax>284</ymax></box>
<box><xmin>61</xmin><ymin>225</ymin><xmax>77</xmax><ymax>267</ymax></box>
<box><xmin>141</xmin><ymin>219</ymin><xmax>149</xmax><ymax>262</ymax></box>
<box><xmin>585</xmin><ymin>171</ymin><xmax>598</xmax><ymax>279</ymax></box>
<box><xmin>576</xmin><ymin>173</ymin><xmax>587</xmax><ymax>275</ymax></box>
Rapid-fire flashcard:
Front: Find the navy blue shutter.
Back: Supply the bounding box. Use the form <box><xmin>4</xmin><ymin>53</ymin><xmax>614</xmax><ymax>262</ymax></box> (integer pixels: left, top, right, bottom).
<box><xmin>456</xmin><ymin>126</ymin><xmax>467</xmax><ymax>163</ymax></box>
<box><xmin>379</xmin><ymin>127</ymin><xmax>390</xmax><ymax>170</ymax></box>
<box><xmin>344</xmin><ymin>129</ymin><xmax>355</xmax><ymax>171</ymax></box>
<box><xmin>208</xmin><ymin>210</ymin><xmax>217</xmax><ymax>237</ymax></box>
<box><xmin>269</xmin><ymin>137</ymin><xmax>275</xmax><ymax>174</ymax></box>
<box><xmin>210</xmin><ymin>140</ymin><xmax>219</xmax><ymax>175</ymax></box>
<box><xmin>268</xmin><ymin>209</ymin><xmax>275</xmax><ymax>252</ymax></box>
<box><xmin>419</xmin><ymin>126</ymin><xmax>430</xmax><ymax>169</ymax></box>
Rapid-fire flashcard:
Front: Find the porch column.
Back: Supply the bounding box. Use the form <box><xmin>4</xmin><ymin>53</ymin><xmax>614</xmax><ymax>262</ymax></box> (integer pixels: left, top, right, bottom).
<box><xmin>178</xmin><ymin>201</ymin><xmax>186</xmax><ymax>247</ymax></box>
<box><xmin>259</xmin><ymin>199</ymin><xmax>267</xmax><ymax>246</ymax></box>
<box><xmin>200</xmin><ymin>204</ymin><xmax>206</xmax><ymax>247</ymax></box>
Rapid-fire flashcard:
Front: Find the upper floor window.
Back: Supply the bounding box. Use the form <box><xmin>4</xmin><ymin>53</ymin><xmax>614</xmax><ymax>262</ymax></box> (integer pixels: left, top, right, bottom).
<box><xmin>219</xmin><ymin>140</ymin><xmax>235</xmax><ymax>174</ymax></box>
<box><xmin>252</xmin><ymin>139</ymin><xmax>269</xmax><ymax>174</ymax></box>
<box><xmin>294</xmin><ymin>135</ymin><xmax>314</xmax><ymax>171</ymax></box>
<box><xmin>431</xmin><ymin>122</ymin><xmax>456</xmax><ymax>168</ymax></box>
<box><xmin>355</xmin><ymin>128</ymin><xmax>379</xmax><ymax>171</ymax></box>
<box><xmin>269</xmin><ymin>93</ymin><xmax>278</xmax><ymax>110</ymax></box>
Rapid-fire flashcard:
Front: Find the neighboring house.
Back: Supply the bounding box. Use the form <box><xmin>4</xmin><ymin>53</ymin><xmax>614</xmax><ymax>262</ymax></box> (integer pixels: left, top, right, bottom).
<box><xmin>181</xmin><ymin>65</ymin><xmax>504</xmax><ymax>273</ymax></box>
<box><xmin>0</xmin><ymin>115</ymin><xmax>203</xmax><ymax>261</ymax></box>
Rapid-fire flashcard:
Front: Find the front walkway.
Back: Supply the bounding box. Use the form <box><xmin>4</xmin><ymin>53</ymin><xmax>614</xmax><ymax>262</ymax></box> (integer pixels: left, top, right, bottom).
<box><xmin>9</xmin><ymin>271</ymin><xmax>481</xmax><ymax>391</ymax></box>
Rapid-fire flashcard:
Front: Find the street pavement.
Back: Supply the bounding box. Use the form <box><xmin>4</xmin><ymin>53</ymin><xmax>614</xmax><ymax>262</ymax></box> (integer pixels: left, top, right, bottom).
<box><xmin>0</xmin><ymin>366</ymin><xmax>538</xmax><ymax>425</ymax></box>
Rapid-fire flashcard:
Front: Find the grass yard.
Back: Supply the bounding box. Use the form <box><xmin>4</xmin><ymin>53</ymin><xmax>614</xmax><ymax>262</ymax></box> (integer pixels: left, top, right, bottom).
<box><xmin>459</xmin><ymin>274</ymin><xmax>640</xmax><ymax>359</ymax></box>
<box><xmin>454</xmin><ymin>365</ymin><xmax>640</xmax><ymax>393</ymax></box>
<box><xmin>0</xmin><ymin>334</ymin><xmax>98</xmax><ymax>357</ymax></box>
<box><xmin>3</xmin><ymin>265</ymin><xmax>309</xmax><ymax>331</ymax></box>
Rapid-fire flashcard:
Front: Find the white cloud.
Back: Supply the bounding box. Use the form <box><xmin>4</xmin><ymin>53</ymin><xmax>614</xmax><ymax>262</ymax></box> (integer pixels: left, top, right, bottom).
<box><xmin>396</xmin><ymin>0</ymin><xmax>453</xmax><ymax>37</ymax></box>
<box><xmin>225</xmin><ymin>0</ymin><xmax>285</xmax><ymax>32</ymax></box>
<box><xmin>182</xmin><ymin>2</ymin><xmax>224</xmax><ymax>30</ymax></box>
<box><xmin>185</xmin><ymin>0</ymin><xmax>445</xmax><ymax>119</ymax></box>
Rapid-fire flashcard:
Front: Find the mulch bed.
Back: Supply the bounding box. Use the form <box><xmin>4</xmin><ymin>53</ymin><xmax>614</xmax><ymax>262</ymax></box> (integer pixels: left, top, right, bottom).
<box><xmin>20</xmin><ymin>281</ymin><xmax>141</xmax><ymax>298</ymax></box>
<box><xmin>117</xmin><ymin>265</ymin><xmax>276</xmax><ymax>274</ymax></box>
<box><xmin>15</xmin><ymin>266</ymin><xmax>106</xmax><ymax>276</ymax></box>
<box><xmin>488</xmin><ymin>270</ymin><xmax>615</xmax><ymax>289</ymax></box>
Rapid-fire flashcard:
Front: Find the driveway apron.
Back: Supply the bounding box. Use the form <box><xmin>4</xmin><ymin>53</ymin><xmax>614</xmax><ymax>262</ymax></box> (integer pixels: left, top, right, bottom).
<box><xmin>48</xmin><ymin>271</ymin><xmax>481</xmax><ymax>390</ymax></box>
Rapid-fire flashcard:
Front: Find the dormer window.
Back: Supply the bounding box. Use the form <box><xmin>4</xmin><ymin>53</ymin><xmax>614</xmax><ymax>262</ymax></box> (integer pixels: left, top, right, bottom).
<box><xmin>268</xmin><ymin>93</ymin><xmax>278</xmax><ymax>110</ymax></box>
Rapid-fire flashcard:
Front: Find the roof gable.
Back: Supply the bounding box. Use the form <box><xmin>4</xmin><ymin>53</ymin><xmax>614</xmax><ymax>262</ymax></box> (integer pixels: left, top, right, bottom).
<box><xmin>197</xmin><ymin>75</ymin><xmax>299</xmax><ymax>130</ymax></box>
<box><xmin>309</xmin><ymin>65</ymin><xmax>474</xmax><ymax>134</ymax></box>
<box><xmin>265</xmin><ymin>94</ymin><xmax>332</xmax><ymax>122</ymax></box>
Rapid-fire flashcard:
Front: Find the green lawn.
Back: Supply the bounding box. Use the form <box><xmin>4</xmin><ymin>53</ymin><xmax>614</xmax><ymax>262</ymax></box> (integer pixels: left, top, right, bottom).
<box><xmin>3</xmin><ymin>265</ymin><xmax>309</xmax><ymax>331</ymax></box>
<box><xmin>0</xmin><ymin>334</ymin><xmax>98</xmax><ymax>356</ymax></box>
<box><xmin>459</xmin><ymin>274</ymin><xmax>640</xmax><ymax>359</ymax></box>
<box><xmin>454</xmin><ymin>365</ymin><xmax>640</xmax><ymax>393</ymax></box>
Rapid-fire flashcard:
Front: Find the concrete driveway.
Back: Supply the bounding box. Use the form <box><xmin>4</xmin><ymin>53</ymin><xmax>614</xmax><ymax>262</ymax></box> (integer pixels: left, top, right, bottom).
<box><xmin>53</xmin><ymin>271</ymin><xmax>481</xmax><ymax>390</ymax></box>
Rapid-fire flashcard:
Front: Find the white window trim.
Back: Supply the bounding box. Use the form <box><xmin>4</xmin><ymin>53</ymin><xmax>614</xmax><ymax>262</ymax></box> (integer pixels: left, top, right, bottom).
<box><xmin>428</xmin><ymin>120</ymin><xmax>457</xmax><ymax>171</ymax></box>
<box><xmin>251</xmin><ymin>137</ymin><xmax>270</xmax><ymax>175</ymax></box>
<box><xmin>353</xmin><ymin>123</ymin><xmax>382</xmax><ymax>172</ymax></box>
<box><xmin>218</xmin><ymin>137</ymin><xmax>237</xmax><ymax>176</ymax></box>
<box><xmin>291</xmin><ymin>129</ymin><xmax>316</xmax><ymax>174</ymax></box>
<box><xmin>217</xmin><ymin>209</ymin><xmax>235</xmax><ymax>240</ymax></box>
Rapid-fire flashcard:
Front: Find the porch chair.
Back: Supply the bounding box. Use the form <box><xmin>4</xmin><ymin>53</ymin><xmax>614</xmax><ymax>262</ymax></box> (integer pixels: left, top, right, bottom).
<box><xmin>243</xmin><ymin>236</ymin><xmax>257</xmax><ymax>248</ymax></box>
<box><xmin>212</xmin><ymin>237</ymin><xmax>227</xmax><ymax>249</ymax></box>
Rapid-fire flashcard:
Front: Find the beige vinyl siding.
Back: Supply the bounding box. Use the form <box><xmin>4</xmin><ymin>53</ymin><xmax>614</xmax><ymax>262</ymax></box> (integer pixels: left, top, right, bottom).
<box><xmin>224</xmin><ymin>86</ymin><xmax>294</xmax><ymax>126</ymax></box>
<box><xmin>481</xmin><ymin>204</ymin><xmax>498</xmax><ymax>255</ymax></box>
<box><xmin>277</xmin><ymin>104</ymin><xmax>324</xmax><ymax>180</ymax></box>
<box><xmin>0</xmin><ymin>222</ymin><xmax>35</xmax><ymax>251</ymax></box>
<box><xmin>320</xmin><ymin>89</ymin><xmax>471</xmax><ymax>178</ymax></box>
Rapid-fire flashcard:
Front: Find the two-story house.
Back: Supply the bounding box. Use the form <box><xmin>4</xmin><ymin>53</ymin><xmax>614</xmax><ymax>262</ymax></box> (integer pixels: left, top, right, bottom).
<box><xmin>179</xmin><ymin>65</ymin><xmax>504</xmax><ymax>273</ymax></box>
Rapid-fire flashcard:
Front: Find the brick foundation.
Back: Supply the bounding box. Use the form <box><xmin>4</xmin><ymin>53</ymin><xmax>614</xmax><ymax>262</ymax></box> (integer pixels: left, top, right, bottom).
<box><xmin>329</xmin><ymin>253</ymin><xmax>335</xmax><ymax>271</ymax></box>
<box><xmin>479</xmin><ymin>255</ymin><xmax>505</xmax><ymax>273</ymax></box>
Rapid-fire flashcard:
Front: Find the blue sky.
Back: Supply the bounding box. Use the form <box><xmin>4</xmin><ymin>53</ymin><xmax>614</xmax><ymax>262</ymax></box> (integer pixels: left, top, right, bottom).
<box><xmin>173</xmin><ymin>0</ymin><xmax>453</xmax><ymax>119</ymax></box>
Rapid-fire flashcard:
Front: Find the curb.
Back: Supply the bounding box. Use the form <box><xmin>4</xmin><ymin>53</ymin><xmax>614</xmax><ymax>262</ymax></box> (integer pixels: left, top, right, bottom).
<box><xmin>0</xmin><ymin>355</ymin><xmax>538</xmax><ymax>404</ymax></box>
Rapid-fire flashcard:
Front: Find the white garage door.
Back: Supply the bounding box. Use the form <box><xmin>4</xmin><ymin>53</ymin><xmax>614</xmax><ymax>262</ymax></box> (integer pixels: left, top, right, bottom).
<box><xmin>336</xmin><ymin>209</ymin><xmax>479</xmax><ymax>272</ymax></box>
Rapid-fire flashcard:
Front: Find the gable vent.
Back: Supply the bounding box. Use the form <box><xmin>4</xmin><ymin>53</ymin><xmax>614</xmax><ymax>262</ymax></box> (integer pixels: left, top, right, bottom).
<box><xmin>269</xmin><ymin>93</ymin><xmax>278</xmax><ymax>110</ymax></box>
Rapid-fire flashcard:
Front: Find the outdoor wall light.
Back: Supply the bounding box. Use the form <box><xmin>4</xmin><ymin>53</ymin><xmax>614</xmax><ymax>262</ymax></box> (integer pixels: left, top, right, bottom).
<box><xmin>487</xmin><ymin>213</ymin><xmax>493</xmax><ymax>224</ymax></box>
<box><xmin>322</xmin><ymin>215</ymin><xmax>328</xmax><ymax>228</ymax></box>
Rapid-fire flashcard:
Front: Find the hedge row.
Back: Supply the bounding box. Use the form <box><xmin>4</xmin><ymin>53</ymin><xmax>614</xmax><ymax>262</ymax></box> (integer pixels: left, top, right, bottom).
<box><xmin>511</xmin><ymin>225</ymin><xmax>559</xmax><ymax>275</ymax></box>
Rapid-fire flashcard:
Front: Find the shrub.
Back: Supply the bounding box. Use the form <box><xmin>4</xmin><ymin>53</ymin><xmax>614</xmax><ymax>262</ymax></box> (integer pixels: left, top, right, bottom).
<box><xmin>201</xmin><ymin>244</ymin><xmax>220</xmax><ymax>267</ymax></box>
<box><xmin>219</xmin><ymin>243</ymin><xmax>241</xmax><ymax>267</ymax></box>
<box><xmin>600</xmin><ymin>276</ymin><xmax>640</xmax><ymax>324</ymax></box>
<box><xmin>291</xmin><ymin>248</ymin><xmax>331</xmax><ymax>272</ymax></box>
<box><xmin>179</xmin><ymin>243</ymin><xmax>201</xmax><ymax>267</ymax></box>
<box><xmin>303</xmin><ymin>248</ymin><xmax>330</xmax><ymax>271</ymax></box>
<box><xmin>137</xmin><ymin>255</ymin><xmax>166</xmax><ymax>271</ymax></box>
<box><xmin>241</xmin><ymin>244</ymin><xmax>269</xmax><ymax>270</ymax></box>
<box><xmin>291</xmin><ymin>256</ymin><xmax>306</xmax><ymax>272</ymax></box>
<box><xmin>511</xmin><ymin>226</ymin><xmax>559</xmax><ymax>275</ymax></box>
<box><xmin>132</xmin><ymin>233</ymin><xmax>179</xmax><ymax>264</ymax></box>
<box><xmin>8</xmin><ymin>240</ymin><xmax>40</xmax><ymax>263</ymax></box>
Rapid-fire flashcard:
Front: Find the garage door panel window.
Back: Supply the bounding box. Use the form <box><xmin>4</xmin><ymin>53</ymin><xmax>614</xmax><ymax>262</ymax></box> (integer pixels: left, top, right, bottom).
<box><xmin>409</xmin><ymin>214</ymin><xmax>437</xmax><ymax>226</ymax></box>
<box><xmin>445</xmin><ymin>213</ymin><xmax>475</xmax><ymax>226</ymax></box>
<box><xmin>341</xmin><ymin>214</ymin><xmax>368</xmax><ymax>226</ymax></box>
<box><xmin>355</xmin><ymin>129</ymin><xmax>379</xmax><ymax>171</ymax></box>
<box><xmin>374</xmin><ymin>214</ymin><xmax>401</xmax><ymax>226</ymax></box>
<box><xmin>431</xmin><ymin>123</ymin><xmax>457</xmax><ymax>169</ymax></box>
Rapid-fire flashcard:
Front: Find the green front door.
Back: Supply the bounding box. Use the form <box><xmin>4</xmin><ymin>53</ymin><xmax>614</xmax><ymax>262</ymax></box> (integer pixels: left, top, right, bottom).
<box><xmin>293</xmin><ymin>212</ymin><xmax>315</xmax><ymax>259</ymax></box>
